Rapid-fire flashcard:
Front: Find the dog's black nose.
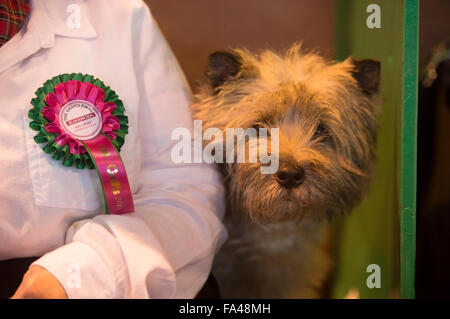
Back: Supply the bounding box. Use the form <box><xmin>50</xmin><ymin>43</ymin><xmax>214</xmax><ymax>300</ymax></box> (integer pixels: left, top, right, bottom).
<box><xmin>276</xmin><ymin>167</ymin><xmax>305</xmax><ymax>189</ymax></box>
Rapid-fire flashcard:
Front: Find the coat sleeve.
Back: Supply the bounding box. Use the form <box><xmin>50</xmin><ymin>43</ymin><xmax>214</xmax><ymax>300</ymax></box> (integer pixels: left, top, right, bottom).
<box><xmin>33</xmin><ymin>1</ymin><xmax>228</xmax><ymax>298</ymax></box>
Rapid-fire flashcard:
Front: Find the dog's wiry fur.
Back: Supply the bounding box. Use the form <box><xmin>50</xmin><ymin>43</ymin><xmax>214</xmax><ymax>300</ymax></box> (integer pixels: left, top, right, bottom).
<box><xmin>192</xmin><ymin>44</ymin><xmax>381</xmax><ymax>298</ymax></box>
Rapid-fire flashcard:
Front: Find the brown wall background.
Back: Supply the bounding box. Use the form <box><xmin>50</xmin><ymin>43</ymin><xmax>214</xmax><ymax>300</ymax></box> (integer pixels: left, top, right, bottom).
<box><xmin>419</xmin><ymin>0</ymin><xmax>450</xmax><ymax>73</ymax></box>
<box><xmin>146</xmin><ymin>0</ymin><xmax>450</xmax><ymax>86</ymax></box>
<box><xmin>145</xmin><ymin>0</ymin><xmax>336</xmax><ymax>89</ymax></box>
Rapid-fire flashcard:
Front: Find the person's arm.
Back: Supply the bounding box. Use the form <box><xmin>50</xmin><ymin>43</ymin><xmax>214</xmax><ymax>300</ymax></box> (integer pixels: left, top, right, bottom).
<box><xmin>16</xmin><ymin>2</ymin><xmax>227</xmax><ymax>299</ymax></box>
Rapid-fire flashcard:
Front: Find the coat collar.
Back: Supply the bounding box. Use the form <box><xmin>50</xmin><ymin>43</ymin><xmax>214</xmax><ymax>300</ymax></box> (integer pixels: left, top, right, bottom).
<box><xmin>0</xmin><ymin>0</ymin><xmax>97</xmax><ymax>73</ymax></box>
<box><xmin>29</xmin><ymin>0</ymin><xmax>97</xmax><ymax>45</ymax></box>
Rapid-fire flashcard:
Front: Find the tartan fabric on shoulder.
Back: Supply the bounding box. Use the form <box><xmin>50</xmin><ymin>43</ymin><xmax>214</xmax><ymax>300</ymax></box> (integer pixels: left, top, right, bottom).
<box><xmin>0</xmin><ymin>0</ymin><xmax>30</xmax><ymax>47</ymax></box>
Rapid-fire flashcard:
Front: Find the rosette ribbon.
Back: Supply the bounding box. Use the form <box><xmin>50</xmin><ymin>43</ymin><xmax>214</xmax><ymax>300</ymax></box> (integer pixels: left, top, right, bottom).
<box><xmin>29</xmin><ymin>74</ymin><xmax>134</xmax><ymax>215</ymax></box>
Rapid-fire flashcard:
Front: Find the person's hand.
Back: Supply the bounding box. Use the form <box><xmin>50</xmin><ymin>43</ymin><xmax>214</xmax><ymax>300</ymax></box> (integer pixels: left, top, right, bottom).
<box><xmin>11</xmin><ymin>265</ymin><xmax>68</xmax><ymax>299</ymax></box>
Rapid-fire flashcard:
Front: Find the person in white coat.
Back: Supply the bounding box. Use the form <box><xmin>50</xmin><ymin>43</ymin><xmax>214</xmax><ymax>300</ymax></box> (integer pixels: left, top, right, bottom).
<box><xmin>0</xmin><ymin>0</ymin><xmax>227</xmax><ymax>298</ymax></box>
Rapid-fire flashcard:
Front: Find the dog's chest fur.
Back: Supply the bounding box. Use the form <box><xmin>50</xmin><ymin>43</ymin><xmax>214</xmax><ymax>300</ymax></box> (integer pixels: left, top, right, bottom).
<box><xmin>212</xmin><ymin>212</ymin><xmax>332</xmax><ymax>298</ymax></box>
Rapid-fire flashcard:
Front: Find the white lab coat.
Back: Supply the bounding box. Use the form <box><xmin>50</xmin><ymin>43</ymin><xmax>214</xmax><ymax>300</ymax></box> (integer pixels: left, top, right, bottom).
<box><xmin>0</xmin><ymin>0</ymin><xmax>227</xmax><ymax>298</ymax></box>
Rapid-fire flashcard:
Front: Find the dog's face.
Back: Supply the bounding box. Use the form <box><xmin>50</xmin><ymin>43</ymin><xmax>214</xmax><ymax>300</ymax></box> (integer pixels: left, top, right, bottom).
<box><xmin>192</xmin><ymin>44</ymin><xmax>381</xmax><ymax>223</ymax></box>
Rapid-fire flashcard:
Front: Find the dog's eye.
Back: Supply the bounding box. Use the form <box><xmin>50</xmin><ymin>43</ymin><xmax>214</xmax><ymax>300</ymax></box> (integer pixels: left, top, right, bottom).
<box><xmin>313</xmin><ymin>125</ymin><xmax>333</xmax><ymax>146</ymax></box>
<box><xmin>313</xmin><ymin>125</ymin><xmax>326</xmax><ymax>138</ymax></box>
<box><xmin>252</xmin><ymin>124</ymin><xmax>264</xmax><ymax>131</ymax></box>
<box><xmin>250</xmin><ymin>124</ymin><xmax>271</xmax><ymax>137</ymax></box>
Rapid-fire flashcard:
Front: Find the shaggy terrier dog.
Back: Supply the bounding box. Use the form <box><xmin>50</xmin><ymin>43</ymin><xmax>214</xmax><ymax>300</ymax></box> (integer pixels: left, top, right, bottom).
<box><xmin>191</xmin><ymin>44</ymin><xmax>380</xmax><ymax>298</ymax></box>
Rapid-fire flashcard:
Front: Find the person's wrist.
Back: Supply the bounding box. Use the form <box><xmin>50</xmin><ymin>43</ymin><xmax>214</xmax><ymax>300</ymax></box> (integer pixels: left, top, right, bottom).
<box><xmin>11</xmin><ymin>265</ymin><xmax>67</xmax><ymax>299</ymax></box>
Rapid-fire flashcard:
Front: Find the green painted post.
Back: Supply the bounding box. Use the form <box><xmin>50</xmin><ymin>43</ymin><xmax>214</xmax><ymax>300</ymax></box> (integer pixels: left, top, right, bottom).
<box><xmin>400</xmin><ymin>0</ymin><xmax>419</xmax><ymax>299</ymax></box>
<box><xmin>333</xmin><ymin>0</ymin><xmax>418</xmax><ymax>298</ymax></box>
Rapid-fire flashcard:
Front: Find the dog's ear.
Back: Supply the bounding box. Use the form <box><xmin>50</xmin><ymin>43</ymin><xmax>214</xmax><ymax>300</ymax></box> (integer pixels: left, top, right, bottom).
<box><xmin>205</xmin><ymin>51</ymin><xmax>242</xmax><ymax>89</ymax></box>
<box><xmin>351</xmin><ymin>58</ymin><xmax>381</xmax><ymax>96</ymax></box>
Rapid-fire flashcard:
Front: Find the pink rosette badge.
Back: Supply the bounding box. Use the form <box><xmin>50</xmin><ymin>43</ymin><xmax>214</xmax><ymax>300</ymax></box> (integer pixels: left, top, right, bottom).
<box><xmin>29</xmin><ymin>73</ymin><xmax>134</xmax><ymax>215</ymax></box>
